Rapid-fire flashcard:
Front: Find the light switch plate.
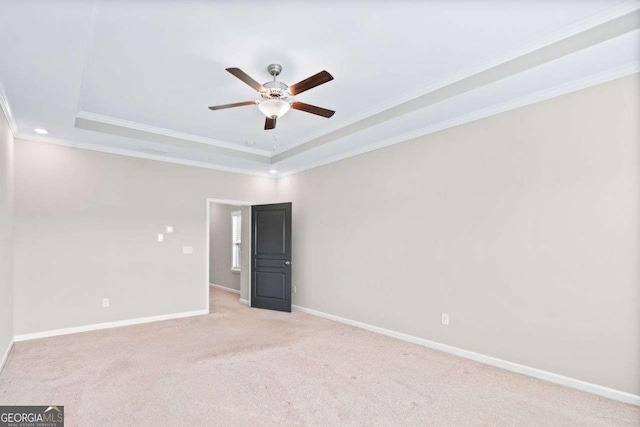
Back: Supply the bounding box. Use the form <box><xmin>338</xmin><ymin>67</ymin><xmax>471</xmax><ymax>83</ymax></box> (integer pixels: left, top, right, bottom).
<box><xmin>166</xmin><ymin>226</ymin><xmax>174</xmax><ymax>233</ymax></box>
<box><xmin>182</xmin><ymin>246</ymin><xmax>193</xmax><ymax>254</ymax></box>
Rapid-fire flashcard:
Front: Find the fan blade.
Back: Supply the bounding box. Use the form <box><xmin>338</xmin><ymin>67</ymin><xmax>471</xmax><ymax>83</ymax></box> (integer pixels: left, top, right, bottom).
<box><xmin>226</xmin><ymin>68</ymin><xmax>266</xmax><ymax>92</ymax></box>
<box><xmin>264</xmin><ymin>117</ymin><xmax>276</xmax><ymax>130</ymax></box>
<box><xmin>291</xmin><ymin>101</ymin><xmax>335</xmax><ymax>118</ymax></box>
<box><xmin>208</xmin><ymin>101</ymin><xmax>257</xmax><ymax>111</ymax></box>
<box><xmin>288</xmin><ymin>70</ymin><xmax>333</xmax><ymax>95</ymax></box>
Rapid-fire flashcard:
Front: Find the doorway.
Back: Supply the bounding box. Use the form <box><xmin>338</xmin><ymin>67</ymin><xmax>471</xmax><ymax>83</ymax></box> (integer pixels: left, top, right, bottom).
<box><xmin>206</xmin><ymin>198</ymin><xmax>253</xmax><ymax>313</ymax></box>
<box><xmin>206</xmin><ymin>199</ymin><xmax>293</xmax><ymax>314</ymax></box>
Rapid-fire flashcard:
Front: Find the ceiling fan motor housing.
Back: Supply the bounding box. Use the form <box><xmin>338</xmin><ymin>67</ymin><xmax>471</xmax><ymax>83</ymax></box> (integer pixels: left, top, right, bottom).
<box><xmin>261</xmin><ymin>80</ymin><xmax>290</xmax><ymax>100</ymax></box>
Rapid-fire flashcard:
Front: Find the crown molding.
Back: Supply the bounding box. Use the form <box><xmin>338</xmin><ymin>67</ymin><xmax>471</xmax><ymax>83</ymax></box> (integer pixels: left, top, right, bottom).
<box><xmin>272</xmin><ymin>2</ymin><xmax>640</xmax><ymax>156</ymax></box>
<box><xmin>76</xmin><ymin>110</ymin><xmax>272</xmax><ymax>156</ymax></box>
<box><xmin>11</xmin><ymin>64</ymin><xmax>639</xmax><ymax>180</ymax></box>
<box><xmin>15</xmin><ymin>132</ymin><xmax>276</xmax><ymax>179</ymax></box>
<box><xmin>278</xmin><ymin>64</ymin><xmax>640</xmax><ymax>178</ymax></box>
<box><xmin>2</xmin><ymin>71</ymin><xmax>273</xmax><ymax>176</ymax></box>
<box><xmin>0</xmin><ymin>81</ymin><xmax>19</xmax><ymax>136</ymax></box>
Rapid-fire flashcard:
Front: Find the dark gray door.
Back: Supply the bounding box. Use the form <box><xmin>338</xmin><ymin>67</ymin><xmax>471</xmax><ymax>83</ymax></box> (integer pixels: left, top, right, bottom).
<box><xmin>251</xmin><ymin>203</ymin><xmax>292</xmax><ymax>312</ymax></box>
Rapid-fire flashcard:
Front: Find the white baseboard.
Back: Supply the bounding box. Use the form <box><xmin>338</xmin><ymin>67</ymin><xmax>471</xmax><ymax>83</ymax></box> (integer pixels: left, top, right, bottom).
<box><xmin>239</xmin><ymin>298</ymin><xmax>249</xmax><ymax>305</ymax></box>
<box><xmin>0</xmin><ymin>338</ymin><xmax>14</xmax><ymax>374</ymax></box>
<box><xmin>14</xmin><ymin>309</ymin><xmax>209</xmax><ymax>342</ymax></box>
<box><xmin>210</xmin><ymin>283</ymin><xmax>241</xmax><ymax>295</ymax></box>
<box><xmin>292</xmin><ymin>304</ymin><xmax>640</xmax><ymax>407</ymax></box>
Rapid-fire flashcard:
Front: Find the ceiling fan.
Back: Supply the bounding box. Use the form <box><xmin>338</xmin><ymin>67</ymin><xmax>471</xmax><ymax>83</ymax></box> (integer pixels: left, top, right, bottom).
<box><xmin>208</xmin><ymin>64</ymin><xmax>335</xmax><ymax>130</ymax></box>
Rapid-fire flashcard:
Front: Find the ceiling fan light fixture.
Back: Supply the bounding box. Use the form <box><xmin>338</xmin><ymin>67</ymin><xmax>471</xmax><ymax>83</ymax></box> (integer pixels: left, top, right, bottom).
<box><xmin>258</xmin><ymin>99</ymin><xmax>291</xmax><ymax>119</ymax></box>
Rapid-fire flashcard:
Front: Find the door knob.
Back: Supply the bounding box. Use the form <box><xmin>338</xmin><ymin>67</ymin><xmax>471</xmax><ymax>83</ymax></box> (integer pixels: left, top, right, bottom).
<box><xmin>284</xmin><ymin>261</ymin><xmax>291</xmax><ymax>265</ymax></box>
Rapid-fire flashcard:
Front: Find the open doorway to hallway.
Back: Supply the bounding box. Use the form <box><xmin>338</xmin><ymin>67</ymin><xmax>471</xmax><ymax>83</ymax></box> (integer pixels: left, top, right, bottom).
<box><xmin>206</xmin><ymin>199</ymin><xmax>252</xmax><ymax>313</ymax></box>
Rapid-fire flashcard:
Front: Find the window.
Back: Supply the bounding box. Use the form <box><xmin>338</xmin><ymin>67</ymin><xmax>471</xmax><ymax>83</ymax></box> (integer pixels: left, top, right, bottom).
<box><xmin>231</xmin><ymin>211</ymin><xmax>241</xmax><ymax>272</ymax></box>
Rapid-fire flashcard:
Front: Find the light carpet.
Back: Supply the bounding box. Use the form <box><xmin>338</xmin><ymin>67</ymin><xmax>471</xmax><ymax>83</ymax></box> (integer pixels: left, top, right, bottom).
<box><xmin>0</xmin><ymin>288</ymin><xmax>638</xmax><ymax>426</ymax></box>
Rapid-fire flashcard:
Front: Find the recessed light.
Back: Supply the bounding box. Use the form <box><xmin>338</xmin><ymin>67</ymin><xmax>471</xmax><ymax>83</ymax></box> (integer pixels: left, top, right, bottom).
<box><xmin>269</xmin><ymin>169</ymin><xmax>278</xmax><ymax>174</ymax></box>
<box><xmin>34</xmin><ymin>128</ymin><xmax>48</xmax><ymax>135</ymax></box>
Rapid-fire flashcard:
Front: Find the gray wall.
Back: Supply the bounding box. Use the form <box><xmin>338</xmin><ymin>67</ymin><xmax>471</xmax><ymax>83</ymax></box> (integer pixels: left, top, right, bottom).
<box><xmin>0</xmin><ymin>107</ymin><xmax>14</xmax><ymax>360</ymax></box>
<box><xmin>13</xmin><ymin>140</ymin><xmax>276</xmax><ymax>335</ymax></box>
<box><xmin>277</xmin><ymin>74</ymin><xmax>640</xmax><ymax>395</ymax></box>
<box><xmin>209</xmin><ymin>203</ymin><xmax>240</xmax><ymax>291</ymax></box>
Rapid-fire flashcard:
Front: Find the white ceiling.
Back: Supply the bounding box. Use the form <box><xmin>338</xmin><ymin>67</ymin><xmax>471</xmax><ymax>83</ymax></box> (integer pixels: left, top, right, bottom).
<box><xmin>0</xmin><ymin>0</ymin><xmax>639</xmax><ymax>177</ymax></box>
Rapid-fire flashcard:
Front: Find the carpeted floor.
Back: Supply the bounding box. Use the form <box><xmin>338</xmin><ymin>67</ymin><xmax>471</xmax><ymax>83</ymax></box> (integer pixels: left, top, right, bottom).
<box><xmin>0</xmin><ymin>288</ymin><xmax>638</xmax><ymax>426</ymax></box>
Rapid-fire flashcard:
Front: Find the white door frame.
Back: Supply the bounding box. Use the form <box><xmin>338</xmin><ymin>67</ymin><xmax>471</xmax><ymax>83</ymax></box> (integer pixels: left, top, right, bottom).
<box><xmin>206</xmin><ymin>198</ymin><xmax>254</xmax><ymax>313</ymax></box>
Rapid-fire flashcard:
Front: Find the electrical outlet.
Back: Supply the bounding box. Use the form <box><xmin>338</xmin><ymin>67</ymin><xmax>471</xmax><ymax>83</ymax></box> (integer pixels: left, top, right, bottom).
<box><xmin>103</xmin><ymin>298</ymin><xmax>109</xmax><ymax>308</ymax></box>
<box><xmin>441</xmin><ymin>313</ymin><xmax>449</xmax><ymax>325</ymax></box>
<box><xmin>293</xmin><ymin>285</ymin><xmax>297</xmax><ymax>294</ymax></box>
<box><xmin>166</xmin><ymin>226</ymin><xmax>174</xmax><ymax>233</ymax></box>
<box><xmin>182</xmin><ymin>246</ymin><xmax>193</xmax><ymax>254</ymax></box>
<box><xmin>157</xmin><ymin>233</ymin><xmax>164</xmax><ymax>242</ymax></box>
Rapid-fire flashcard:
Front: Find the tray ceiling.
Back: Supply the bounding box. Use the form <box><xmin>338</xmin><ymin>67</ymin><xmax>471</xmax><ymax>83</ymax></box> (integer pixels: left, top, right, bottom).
<box><xmin>0</xmin><ymin>0</ymin><xmax>639</xmax><ymax>177</ymax></box>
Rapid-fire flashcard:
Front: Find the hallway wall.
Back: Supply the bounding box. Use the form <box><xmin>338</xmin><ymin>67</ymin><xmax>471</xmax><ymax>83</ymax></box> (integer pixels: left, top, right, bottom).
<box><xmin>209</xmin><ymin>203</ymin><xmax>241</xmax><ymax>291</ymax></box>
